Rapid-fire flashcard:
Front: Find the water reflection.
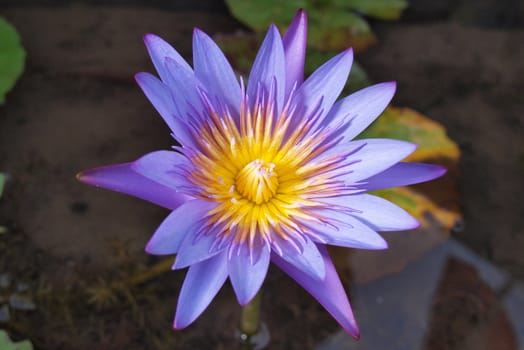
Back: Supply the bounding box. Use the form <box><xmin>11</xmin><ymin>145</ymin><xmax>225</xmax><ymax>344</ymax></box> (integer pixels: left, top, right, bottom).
<box><xmin>318</xmin><ymin>236</ymin><xmax>523</xmax><ymax>350</ymax></box>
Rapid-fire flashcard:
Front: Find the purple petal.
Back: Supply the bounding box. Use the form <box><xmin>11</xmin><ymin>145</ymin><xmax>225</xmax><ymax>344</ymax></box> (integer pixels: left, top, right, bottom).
<box><xmin>319</xmin><ymin>194</ymin><xmax>419</xmax><ymax>232</ymax></box>
<box><xmin>247</xmin><ymin>25</ymin><xmax>285</xmax><ymax>113</ymax></box>
<box><xmin>294</xmin><ymin>49</ymin><xmax>353</xmax><ymax>128</ymax></box>
<box><xmin>272</xmin><ymin>244</ymin><xmax>360</xmax><ymax>339</ymax></box>
<box><xmin>228</xmin><ymin>244</ymin><xmax>270</xmax><ymax>305</ymax></box>
<box><xmin>339</xmin><ymin>139</ymin><xmax>417</xmax><ymax>183</ymax></box>
<box><xmin>131</xmin><ymin>150</ymin><xmax>192</xmax><ymax>191</ymax></box>
<box><xmin>324</xmin><ymin>82</ymin><xmax>397</xmax><ymax>140</ymax></box>
<box><xmin>173</xmin><ymin>228</ymin><xmax>223</xmax><ymax>270</ymax></box>
<box><xmin>283</xmin><ymin>9</ymin><xmax>307</xmax><ymax>96</ymax></box>
<box><xmin>357</xmin><ymin>162</ymin><xmax>447</xmax><ymax>191</ymax></box>
<box><xmin>135</xmin><ymin>72</ymin><xmax>174</xmax><ymax>121</ymax></box>
<box><xmin>163</xmin><ymin>57</ymin><xmax>204</xmax><ymax>121</ymax></box>
<box><xmin>146</xmin><ymin>199</ymin><xmax>217</xmax><ymax>255</ymax></box>
<box><xmin>135</xmin><ymin>73</ymin><xmax>195</xmax><ymax>147</ymax></box>
<box><xmin>303</xmin><ymin>209</ymin><xmax>388</xmax><ymax>249</ymax></box>
<box><xmin>272</xmin><ymin>235</ymin><xmax>325</xmax><ymax>280</ymax></box>
<box><xmin>173</xmin><ymin>252</ymin><xmax>228</xmax><ymax>329</ymax></box>
<box><xmin>192</xmin><ymin>29</ymin><xmax>241</xmax><ymax>117</ymax></box>
<box><xmin>143</xmin><ymin>33</ymin><xmax>192</xmax><ymax>84</ymax></box>
<box><xmin>77</xmin><ymin>163</ymin><xmax>189</xmax><ymax>210</ymax></box>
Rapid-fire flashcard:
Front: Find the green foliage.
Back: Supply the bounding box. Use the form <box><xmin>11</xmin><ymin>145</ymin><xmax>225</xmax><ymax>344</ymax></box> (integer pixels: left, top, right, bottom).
<box><xmin>225</xmin><ymin>0</ymin><xmax>407</xmax><ymax>52</ymax></box>
<box><xmin>216</xmin><ymin>32</ymin><xmax>370</xmax><ymax>92</ymax></box>
<box><xmin>332</xmin><ymin>0</ymin><xmax>407</xmax><ymax>20</ymax></box>
<box><xmin>362</xmin><ymin>107</ymin><xmax>461</xmax><ymax>230</ymax></box>
<box><xmin>0</xmin><ymin>17</ymin><xmax>25</xmax><ymax>105</ymax></box>
<box><xmin>225</xmin><ymin>0</ymin><xmax>306</xmax><ymax>32</ymax></box>
<box><xmin>0</xmin><ymin>173</ymin><xmax>5</xmax><ymax>198</ymax></box>
<box><xmin>371</xmin><ymin>187</ymin><xmax>460</xmax><ymax>230</ymax></box>
<box><xmin>0</xmin><ymin>330</ymin><xmax>33</xmax><ymax>350</ymax></box>
<box><xmin>358</xmin><ymin>107</ymin><xmax>460</xmax><ymax>162</ymax></box>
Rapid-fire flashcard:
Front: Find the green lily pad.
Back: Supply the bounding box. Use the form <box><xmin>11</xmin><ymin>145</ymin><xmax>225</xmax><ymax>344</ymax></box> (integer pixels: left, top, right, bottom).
<box><xmin>362</xmin><ymin>107</ymin><xmax>461</xmax><ymax>230</ymax></box>
<box><xmin>372</xmin><ymin>187</ymin><xmax>460</xmax><ymax>231</ymax></box>
<box><xmin>0</xmin><ymin>173</ymin><xmax>5</xmax><ymax>198</ymax></box>
<box><xmin>0</xmin><ymin>17</ymin><xmax>25</xmax><ymax>105</ymax></box>
<box><xmin>224</xmin><ymin>1</ymin><xmax>408</xmax><ymax>52</ymax></box>
<box><xmin>333</xmin><ymin>0</ymin><xmax>408</xmax><ymax>20</ymax></box>
<box><xmin>307</xmin><ymin>8</ymin><xmax>377</xmax><ymax>52</ymax></box>
<box><xmin>358</xmin><ymin>107</ymin><xmax>460</xmax><ymax>162</ymax></box>
<box><xmin>0</xmin><ymin>330</ymin><xmax>33</xmax><ymax>350</ymax></box>
<box><xmin>224</xmin><ymin>0</ymin><xmax>306</xmax><ymax>32</ymax></box>
<box><xmin>215</xmin><ymin>31</ymin><xmax>371</xmax><ymax>93</ymax></box>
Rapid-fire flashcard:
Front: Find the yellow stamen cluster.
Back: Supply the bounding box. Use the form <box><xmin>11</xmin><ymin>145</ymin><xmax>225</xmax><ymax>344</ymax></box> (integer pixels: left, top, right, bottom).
<box><xmin>236</xmin><ymin>159</ymin><xmax>278</xmax><ymax>205</ymax></box>
<box><xmin>188</xmin><ymin>95</ymin><xmax>342</xmax><ymax>247</ymax></box>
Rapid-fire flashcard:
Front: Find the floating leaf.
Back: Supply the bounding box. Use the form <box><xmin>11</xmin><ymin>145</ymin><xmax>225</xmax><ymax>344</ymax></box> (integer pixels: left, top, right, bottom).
<box><xmin>360</xmin><ymin>107</ymin><xmax>461</xmax><ymax>230</ymax></box>
<box><xmin>224</xmin><ymin>0</ymin><xmax>379</xmax><ymax>52</ymax></box>
<box><xmin>0</xmin><ymin>17</ymin><xmax>25</xmax><ymax>104</ymax></box>
<box><xmin>0</xmin><ymin>173</ymin><xmax>5</xmax><ymax>198</ymax></box>
<box><xmin>372</xmin><ymin>187</ymin><xmax>460</xmax><ymax>230</ymax></box>
<box><xmin>333</xmin><ymin>0</ymin><xmax>408</xmax><ymax>20</ymax></box>
<box><xmin>358</xmin><ymin>107</ymin><xmax>460</xmax><ymax>162</ymax></box>
<box><xmin>216</xmin><ymin>32</ymin><xmax>372</xmax><ymax>94</ymax></box>
<box><xmin>224</xmin><ymin>0</ymin><xmax>306</xmax><ymax>32</ymax></box>
<box><xmin>307</xmin><ymin>9</ymin><xmax>377</xmax><ymax>52</ymax></box>
<box><xmin>0</xmin><ymin>330</ymin><xmax>33</xmax><ymax>350</ymax></box>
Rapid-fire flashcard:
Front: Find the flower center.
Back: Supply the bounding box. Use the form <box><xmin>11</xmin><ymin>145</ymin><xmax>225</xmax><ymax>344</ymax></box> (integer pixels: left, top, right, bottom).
<box><xmin>235</xmin><ymin>159</ymin><xmax>279</xmax><ymax>204</ymax></box>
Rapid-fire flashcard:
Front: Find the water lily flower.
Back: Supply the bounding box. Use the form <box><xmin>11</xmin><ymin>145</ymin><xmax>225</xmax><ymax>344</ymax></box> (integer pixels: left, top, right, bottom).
<box><xmin>78</xmin><ymin>10</ymin><xmax>445</xmax><ymax>339</ymax></box>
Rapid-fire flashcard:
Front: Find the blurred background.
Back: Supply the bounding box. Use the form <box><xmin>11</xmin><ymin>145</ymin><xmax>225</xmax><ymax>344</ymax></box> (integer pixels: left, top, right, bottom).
<box><xmin>0</xmin><ymin>0</ymin><xmax>523</xmax><ymax>349</ymax></box>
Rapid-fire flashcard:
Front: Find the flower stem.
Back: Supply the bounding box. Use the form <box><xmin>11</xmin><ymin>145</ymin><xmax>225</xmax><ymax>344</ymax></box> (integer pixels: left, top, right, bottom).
<box><xmin>240</xmin><ymin>290</ymin><xmax>262</xmax><ymax>336</ymax></box>
<box><xmin>239</xmin><ymin>290</ymin><xmax>264</xmax><ymax>349</ymax></box>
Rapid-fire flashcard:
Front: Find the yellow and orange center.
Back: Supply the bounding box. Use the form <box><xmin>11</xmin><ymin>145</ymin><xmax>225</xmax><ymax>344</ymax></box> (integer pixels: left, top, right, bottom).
<box><xmin>187</xmin><ymin>96</ymin><xmax>344</xmax><ymax>246</ymax></box>
<box><xmin>236</xmin><ymin>159</ymin><xmax>278</xmax><ymax>205</ymax></box>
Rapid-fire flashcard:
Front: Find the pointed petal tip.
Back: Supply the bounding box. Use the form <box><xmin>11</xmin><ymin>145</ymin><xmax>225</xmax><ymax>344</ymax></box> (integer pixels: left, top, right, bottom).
<box><xmin>339</xmin><ymin>48</ymin><xmax>354</xmax><ymax>68</ymax></box>
<box><xmin>338</xmin><ymin>316</ymin><xmax>360</xmax><ymax>339</ymax></box>
<box><xmin>265</xmin><ymin>24</ymin><xmax>282</xmax><ymax>44</ymax></box>
<box><xmin>435</xmin><ymin>165</ymin><xmax>448</xmax><ymax>178</ymax></box>
<box><xmin>404</xmin><ymin>141</ymin><xmax>418</xmax><ymax>154</ymax></box>
<box><xmin>348</xmin><ymin>325</ymin><xmax>361</xmax><ymax>340</ymax></box>
<box><xmin>268</xmin><ymin>23</ymin><xmax>279</xmax><ymax>32</ymax></box>
<box><xmin>144</xmin><ymin>241</ymin><xmax>156</xmax><ymax>254</ymax></box>
<box><xmin>143</xmin><ymin>33</ymin><xmax>157</xmax><ymax>43</ymax></box>
<box><xmin>378</xmin><ymin>237</ymin><xmax>389</xmax><ymax>250</ymax></box>
<box><xmin>75</xmin><ymin>171</ymin><xmax>85</xmax><ymax>182</ymax></box>
<box><xmin>172</xmin><ymin>318</ymin><xmax>190</xmax><ymax>330</ymax></box>
<box><xmin>75</xmin><ymin>168</ymin><xmax>101</xmax><ymax>186</ymax></box>
<box><xmin>76</xmin><ymin>168</ymin><xmax>106</xmax><ymax>186</ymax></box>
<box><xmin>237</xmin><ymin>295</ymin><xmax>253</xmax><ymax>307</ymax></box>
<box><xmin>134</xmin><ymin>72</ymin><xmax>148</xmax><ymax>84</ymax></box>
<box><xmin>289</xmin><ymin>8</ymin><xmax>307</xmax><ymax>28</ymax></box>
<box><xmin>192</xmin><ymin>27</ymin><xmax>205</xmax><ymax>38</ymax></box>
<box><xmin>192</xmin><ymin>28</ymin><xmax>207</xmax><ymax>43</ymax></box>
<box><xmin>383</xmin><ymin>80</ymin><xmax>397</xmax><ymax>93</ymax></box>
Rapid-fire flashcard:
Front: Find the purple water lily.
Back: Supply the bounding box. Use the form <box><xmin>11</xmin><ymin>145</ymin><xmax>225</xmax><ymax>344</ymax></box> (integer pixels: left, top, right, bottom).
<box><xmin>78</xmin><ymin>10</ymin><xmax>445</xmax><ymax>339</ymax></box>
